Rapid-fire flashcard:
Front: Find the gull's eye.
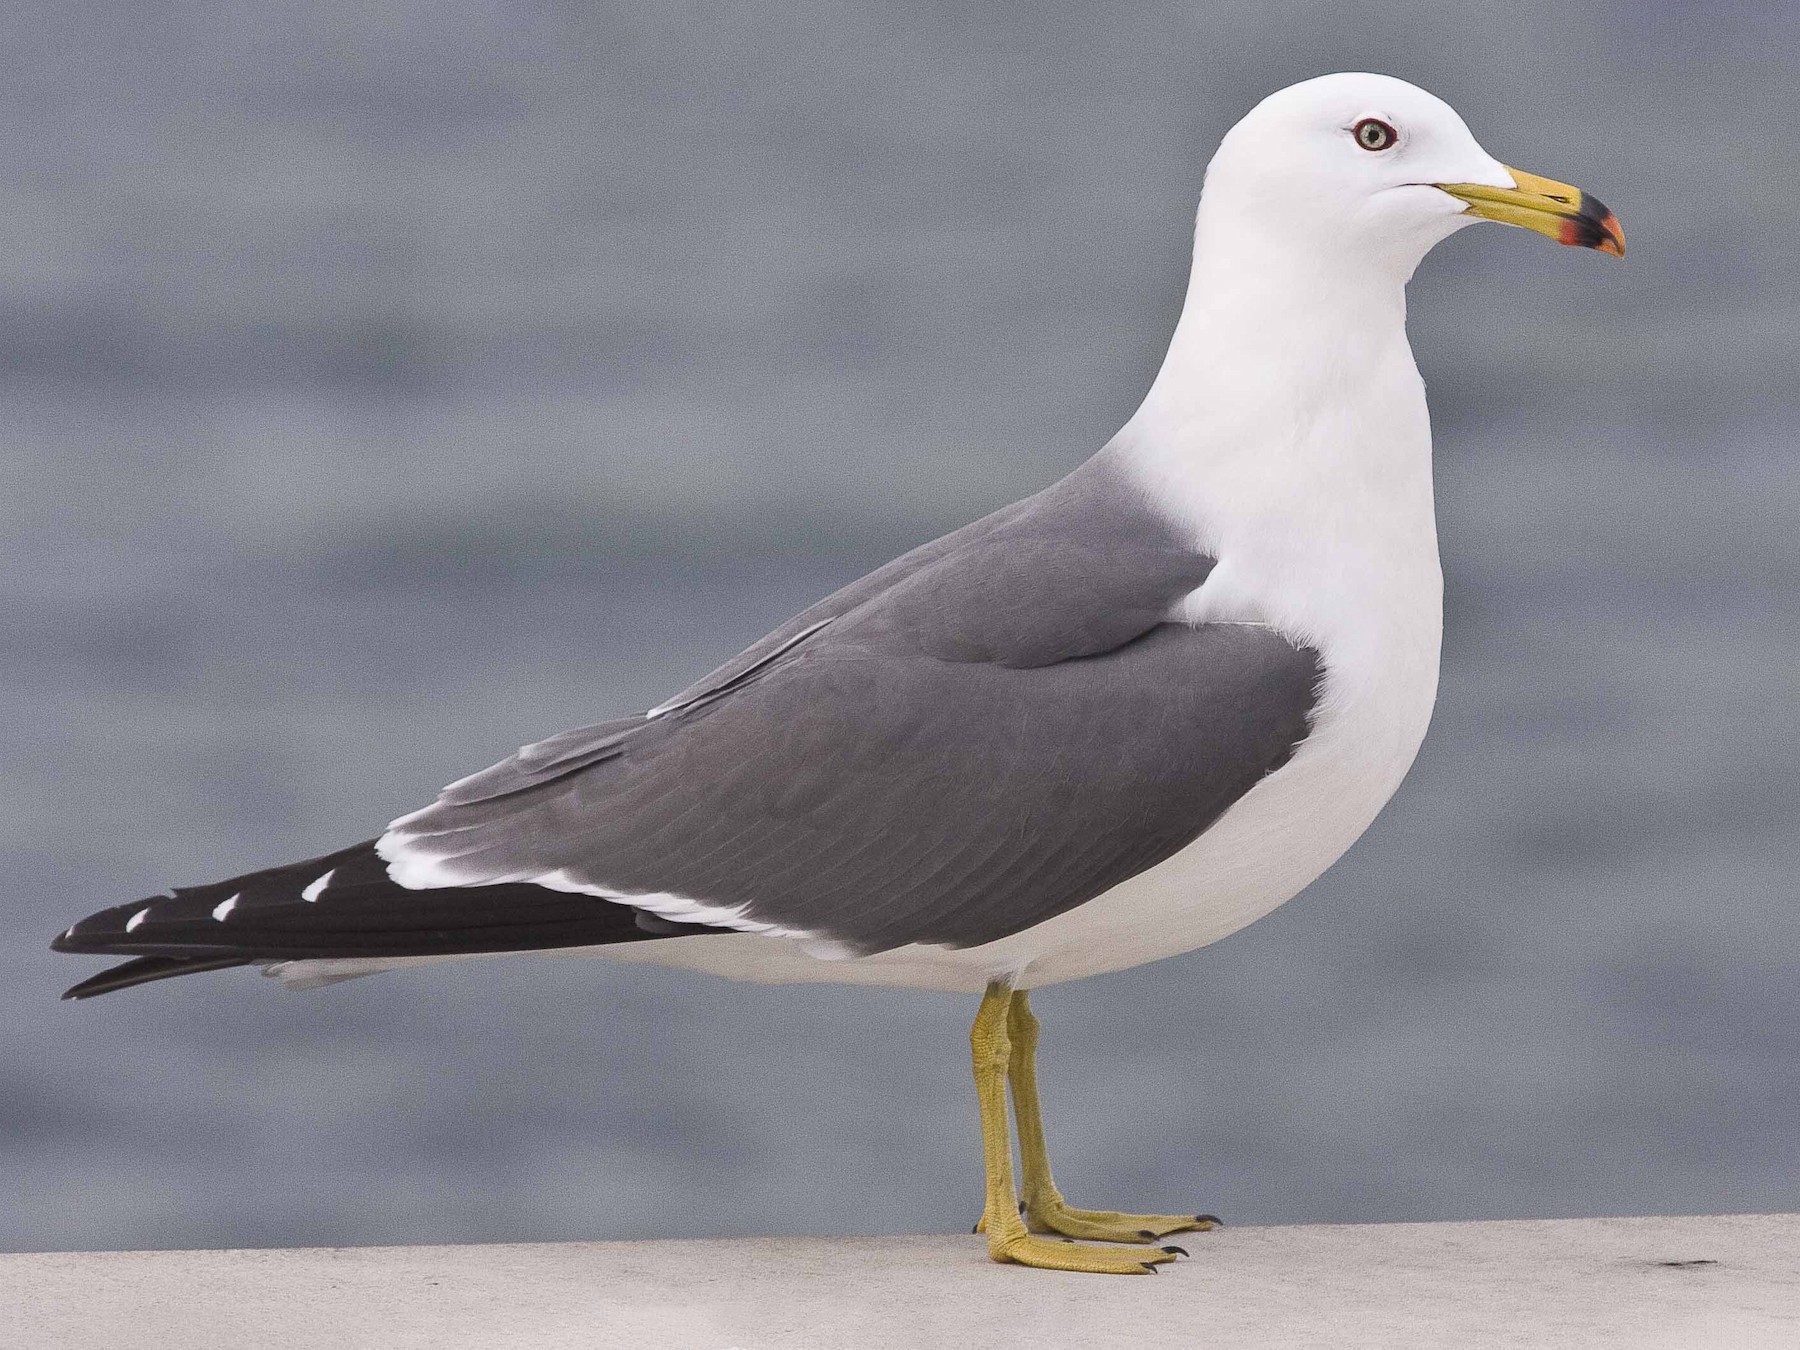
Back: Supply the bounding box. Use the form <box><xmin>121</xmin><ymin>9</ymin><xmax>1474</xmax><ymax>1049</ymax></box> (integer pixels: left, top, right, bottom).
<box><xmin>1353</xmin><ymin>118</ymin><xmax>1397</xmax><ymax>152</ymax></box>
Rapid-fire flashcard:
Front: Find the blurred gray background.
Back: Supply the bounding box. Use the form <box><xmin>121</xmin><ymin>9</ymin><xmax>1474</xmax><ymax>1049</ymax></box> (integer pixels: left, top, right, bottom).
<box><xmin>4</xmin><ymin>0</ymin><xmax>1797</xmax><ymax>1253</ymax></box>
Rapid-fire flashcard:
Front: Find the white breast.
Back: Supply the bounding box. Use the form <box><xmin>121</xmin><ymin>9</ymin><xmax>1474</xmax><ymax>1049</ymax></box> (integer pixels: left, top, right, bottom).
<box><xmin>982</xmin><ymin>299</ymin><xmax>1447</xmax><ymax>987</ymax></box>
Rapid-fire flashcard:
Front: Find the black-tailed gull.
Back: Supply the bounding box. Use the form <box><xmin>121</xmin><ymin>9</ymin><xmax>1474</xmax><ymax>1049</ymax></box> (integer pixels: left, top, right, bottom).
<box><xmin>55</xmin><ymin>72</ymin><xmax>1622</xmax><ymax>1274</ymax></box>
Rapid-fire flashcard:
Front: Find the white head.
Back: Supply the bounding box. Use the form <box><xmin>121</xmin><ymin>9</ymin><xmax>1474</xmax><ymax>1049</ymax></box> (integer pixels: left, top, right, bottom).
<box><xmin>1198</xmin><ymin>73</ymin><xmax>1622</xmax><ymax>283</ymax></box>
<box><xmin>1126</xmin><ymin>72</ymin><xmax>1622</xmax><ymax>546</ymax></box>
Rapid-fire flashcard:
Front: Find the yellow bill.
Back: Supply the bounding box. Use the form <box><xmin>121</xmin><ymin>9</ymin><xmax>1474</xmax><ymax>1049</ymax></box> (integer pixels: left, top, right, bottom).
<box><xmin>1436</xmin><ymin>167</ymin><xmax>1625</xmax><ymax>257</ymax></box>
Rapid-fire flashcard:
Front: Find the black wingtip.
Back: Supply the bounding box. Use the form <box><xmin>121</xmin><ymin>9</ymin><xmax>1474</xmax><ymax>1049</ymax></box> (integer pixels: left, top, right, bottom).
<box><xmin>61</xmin><ymin>956</ymin><xmax>254</xmax><ymax>1001</ymax></box>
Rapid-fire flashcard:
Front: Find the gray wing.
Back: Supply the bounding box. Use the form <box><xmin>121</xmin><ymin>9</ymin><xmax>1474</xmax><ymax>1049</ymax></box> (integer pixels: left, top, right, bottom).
<box><xmin>385</xmin><ymin>455</ymin><xmax>1323</xmax><ymax>953</ymax></box>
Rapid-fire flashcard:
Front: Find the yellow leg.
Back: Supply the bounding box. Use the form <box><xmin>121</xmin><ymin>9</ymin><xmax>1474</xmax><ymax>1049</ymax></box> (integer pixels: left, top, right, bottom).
<box><xmin>1007</xmin><ymin>990</ymin><xmax>1221</xmax><ymax>1245</ymax></box>
<box><xmin>972</xmin><ymin>982</ymin><xmax>1178</xmax><ymax>1273</ymax></box>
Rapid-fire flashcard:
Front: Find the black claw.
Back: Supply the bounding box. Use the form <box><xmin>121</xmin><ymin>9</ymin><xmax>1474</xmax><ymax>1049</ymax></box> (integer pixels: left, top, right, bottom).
<box><xmin>1141</xmin><ymin>1262</ymin><xmax>1160</xmax><ymax>1274</ymax></box>
<box><xmin>1195</xmin><ymin>1213</ymin><xmax>1223</xmax><ymax>1227</ymax></box>
<box><xmin>1161</xmin><ymin>1244</ymin><xmax>1188</xmax><ymax>1258</ymax></box>
<box><xmin>971</xmin><ymin>1221</ymin><xmax>981</xmax><ymax>1234</ymax></box>
<box><xmin>1018</xmin><ymin>1200</ymin><xmax>1028</xmax><ymax>1214</ymax></box>
<box><xmin>1137</xmin><ymin>1228</ymin><xmax>1156</xmax><ymax>1240</ymax></box>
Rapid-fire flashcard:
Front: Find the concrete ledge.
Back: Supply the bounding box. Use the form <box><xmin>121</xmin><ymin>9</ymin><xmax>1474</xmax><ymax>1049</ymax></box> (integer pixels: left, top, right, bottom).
<box><xmin>4</xmin><ymin>1213</ymin><xmax>1795</xmax><ymax>1349</ymax></box>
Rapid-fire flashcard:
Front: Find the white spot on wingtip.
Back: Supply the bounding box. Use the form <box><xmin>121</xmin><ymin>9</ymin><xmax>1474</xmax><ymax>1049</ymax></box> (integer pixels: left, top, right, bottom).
<box><xmin>377</xmin><ymin>833</ymin><xmax>481</xmax><ymax>890</ymax></box>
<box><xmin>300</xmin><ymin>869</ymin><xmax>335</xmax><ymax>903</ymax></box>
<box><xmin>125</xmin><ymin>907</ymin><xmax>151</xmax><ymax>933</ymax></box>
<box><xmin>212</xmin><ymin>893</ymin><xmax>241</xmax><ymax>922</ymax></box>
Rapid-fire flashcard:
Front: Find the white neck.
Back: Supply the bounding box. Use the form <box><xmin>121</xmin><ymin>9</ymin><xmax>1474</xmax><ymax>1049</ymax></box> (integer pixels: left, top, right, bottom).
<box><xmin>1107</xmin><ymin>204</ymin><xmax>1444</xmax><ymax>665</ymax></box>
<box><xmin>1139</xmin><ymin>201</ymin><xmax>1419</xmax><ymax>478</ymax></box>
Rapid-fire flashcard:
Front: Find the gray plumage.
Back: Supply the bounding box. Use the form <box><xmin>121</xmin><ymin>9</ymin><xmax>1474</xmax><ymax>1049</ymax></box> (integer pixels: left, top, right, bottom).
<box><xmin>388</xmin><ymin>449</ymin><xmax>1323</xmax><ymax>953</ymax></box>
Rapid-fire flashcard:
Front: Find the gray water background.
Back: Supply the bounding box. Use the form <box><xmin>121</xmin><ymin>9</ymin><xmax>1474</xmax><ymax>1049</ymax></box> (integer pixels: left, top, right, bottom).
<box><xmin>3</xmin><ymin>0</ymin><xmax>1798</xmax><ymax>1252</ymax></box>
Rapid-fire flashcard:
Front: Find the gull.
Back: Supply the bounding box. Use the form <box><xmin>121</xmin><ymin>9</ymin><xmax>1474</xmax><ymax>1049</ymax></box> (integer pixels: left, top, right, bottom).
<box><xmin>54</xmin><ymin>73</ymin><xmax>1622</xmax><ymax>1274</ymax></box>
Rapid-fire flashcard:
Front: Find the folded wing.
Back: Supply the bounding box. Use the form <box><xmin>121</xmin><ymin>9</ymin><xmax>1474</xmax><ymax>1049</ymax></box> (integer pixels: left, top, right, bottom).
<box><xmin>383</xmin><ymin>459</ymin><xmax>1323</xmax><ymax>954</ymax></box>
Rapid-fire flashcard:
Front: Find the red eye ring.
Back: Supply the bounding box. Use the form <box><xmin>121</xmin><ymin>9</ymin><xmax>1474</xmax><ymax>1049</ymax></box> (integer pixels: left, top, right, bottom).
<box><xmin>1353</xmin><ymin>118</ymin><xmax>1397</xmax><ymax>151</ymax></box>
